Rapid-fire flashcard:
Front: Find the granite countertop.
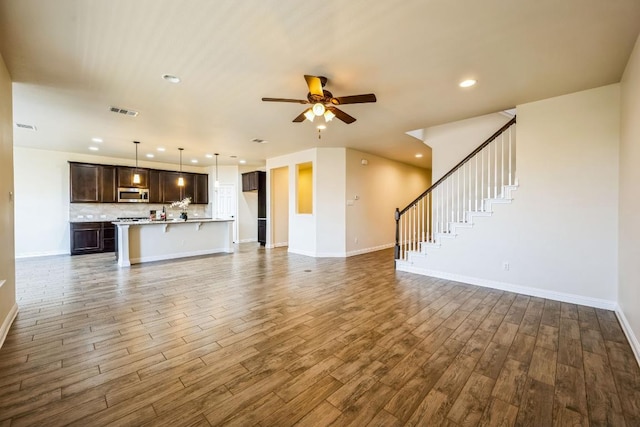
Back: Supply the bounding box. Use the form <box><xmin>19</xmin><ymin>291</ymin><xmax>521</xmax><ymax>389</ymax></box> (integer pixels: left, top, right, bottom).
<box><xmin>112</xmin><ymin>218</ymin><xmax>233</xmax><ymax>225</ymax></box>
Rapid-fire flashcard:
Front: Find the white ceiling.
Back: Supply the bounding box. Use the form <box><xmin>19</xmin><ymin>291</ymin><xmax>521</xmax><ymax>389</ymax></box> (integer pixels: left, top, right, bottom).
<box><xmin>1</xmin><ymin>0</ymin><xmax>639</xmax><ymax>169</ymax></box>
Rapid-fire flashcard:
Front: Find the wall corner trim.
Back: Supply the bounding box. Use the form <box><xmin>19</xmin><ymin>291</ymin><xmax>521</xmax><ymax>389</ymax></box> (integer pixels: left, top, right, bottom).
<box><xmin>615</xmin><ymin>305</ymin><xmax>640</xmax><ymax>368</ymax></box>
<box><xmin>0</xmin><ymin>302</ymin><xmax>19</xmax><ymax>349</ymax></box>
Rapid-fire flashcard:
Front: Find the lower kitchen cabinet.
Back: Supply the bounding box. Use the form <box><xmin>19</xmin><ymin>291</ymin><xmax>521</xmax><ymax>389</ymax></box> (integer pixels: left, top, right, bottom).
<box><xmin>258</xmin><ymin>219</ymin><xmax>266</xmax><ymax>246</ymax></box>
<box><xmin>70</xmin><ymin>222</ymin><xmax>116</xmax><ymax>255</ymax></box>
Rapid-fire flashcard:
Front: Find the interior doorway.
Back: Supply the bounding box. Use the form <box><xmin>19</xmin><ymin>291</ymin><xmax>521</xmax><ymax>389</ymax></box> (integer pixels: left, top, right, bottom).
<box><xmin>270</xmin><ymin>167</ymin><xmax>289</xmax><ymax>248</ymax></box>
<box><xmin>215</xmin><ymin>183</ymin><xmax>237</xmax><ymax>242</ymax></box>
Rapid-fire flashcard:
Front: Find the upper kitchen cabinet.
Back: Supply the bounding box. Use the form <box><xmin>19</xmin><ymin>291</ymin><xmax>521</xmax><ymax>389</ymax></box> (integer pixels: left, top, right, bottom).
<box><xmin>194</xmin><ymin>174</ymin><xmax>209</xmax><ymax>204</ymax></box>
<box><xmin>69</xmin><ymin>162</ymin><xmax>116</xmax><ymax>203</ymax></box>
<box><xmin>101</xmin><ymin>166</ymin><xmax>116</xmax><ymax>203</ymax></box>
<box><xmin>242</xmin><ymin>171</ymin><xmax>261</xmax><ymax>192</ymax></box>
<box><xmin>117</xmin><ymin>166</ymin><xmax>148</xmax><ymax>188</ymax></box>
<box><xmin>148</xmin><ymin>169</ymin><xmax>162</xmax><ymax>204</ymax></box>
<box><xmin>161</xmin><ymin>171</ymin><xmax>195</xmax><ymax>203</ymax></box>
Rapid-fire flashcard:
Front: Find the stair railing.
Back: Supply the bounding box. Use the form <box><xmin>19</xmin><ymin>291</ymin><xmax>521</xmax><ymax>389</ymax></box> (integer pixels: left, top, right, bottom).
<box><xmin>395</xmin><ymin>116</ymin><xmax>517</xmax><ymax>261</ymax></box>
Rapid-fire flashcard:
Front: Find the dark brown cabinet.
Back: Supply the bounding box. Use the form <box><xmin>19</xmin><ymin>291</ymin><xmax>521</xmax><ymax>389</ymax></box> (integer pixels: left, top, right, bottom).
<box><xmin>101</xmin><ymin>166</ymin><xmax>116</xmax><ymax>203</ymax></box>
<box><xmin>245</xmin><ymin>171</ymin><xmax>267</xmax><ymax>245</ymax></box>
<box><xmin>148</xmin><ymin>170</ymin><xmax>162</xmax><ymax>203</ymax></box>
<box><xmin>70</xmin><ymin>162</ymin><xmax>116</xmax><ymax>203</ymax></box>
<box><xmin>194</xmin><ymin>174</ymin><xmax>209</xmax><ymax>204</ymax></box>
<box><xmin>70</xmin><ymin>221</ymin><xmax>115</xmax><ymax>255</ymax></box>
<box><xmin>69</xmin><ymin>163</ymin><xmax>208</xmax><ymax>204</ymax></box>
<box><xmin>242</xmin><ymin>171</ymin><xmax>261</xmax><ymax>192</ymax></box>
<box><xmin>117</xmin><ymin>167</ymin><xmax>148</xmax><ymax>188</ymax></box>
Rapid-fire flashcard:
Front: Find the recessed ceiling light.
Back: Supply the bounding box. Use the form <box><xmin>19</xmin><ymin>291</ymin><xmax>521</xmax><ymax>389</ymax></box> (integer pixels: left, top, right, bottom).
<box><xmin>162</xmin><ymin>74</ymin><xmax>181</xmax><ymax>83</ymax></box>
<box><xmin>146</xmin><ymin>153</ymin><xmax>154</xmax><ymax>158</ymax></box>
<box><xmin>239</xmin><ymin>160</ymin><xmax>247</xmax><ymax>164</ymax></box>
<box><xmin>317</xmin><ymin>125</ymin><xmax>326</xmax><ymax>130</ymax></box>
<box><xmin>205</xmin><ymin>154</ymin><xmax>213</xmax><ymax>158</ymax></box>
<box><xmin>89</xmin><ymin>146</ymin><xmax>99</xmax><ymax>151</ymax></box>
<box><xmin>91</xmin><ymin>137</ymin><xmax>103</xmax><ymax>143</ymax></box>
<box><xmin>459</xmin><ymin>79</ymin><xmax>477</xmax><ymax>88</ymax></box>
<box><xmin>157</xmin><ymin>147</ymin><xmax>166</xmax><ymax>152</ymax></box>
<box><xmin>191</xmin><ymin>159</ymin><xmax>198</xmax><ymax>163</ymax></box>
<box><xmin>415</xmin><ymin>153</ymin><xmax>423</xmax><ymax>158</ymax></box>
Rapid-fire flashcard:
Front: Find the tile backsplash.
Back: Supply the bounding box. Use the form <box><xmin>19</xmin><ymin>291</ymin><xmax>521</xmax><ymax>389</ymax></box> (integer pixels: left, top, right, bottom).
<box><xmin>70</xmin><ymin>203</ymin><xmax>211</xmax><ymax>222</ymax></box>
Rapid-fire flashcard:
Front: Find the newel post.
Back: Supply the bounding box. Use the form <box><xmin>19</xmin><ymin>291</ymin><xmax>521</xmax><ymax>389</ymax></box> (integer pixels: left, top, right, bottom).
<box><xmin>394</xmin><ymin>208</ymin><xmax>400</xmax><ymax>260</ymax></box>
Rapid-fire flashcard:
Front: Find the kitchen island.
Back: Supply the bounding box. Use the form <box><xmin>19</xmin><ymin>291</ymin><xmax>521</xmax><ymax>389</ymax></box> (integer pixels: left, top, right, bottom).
<box><xmin>114</xmin><ymin>218</ymin><xmax>234</xmax><ymax>267</ymax></box>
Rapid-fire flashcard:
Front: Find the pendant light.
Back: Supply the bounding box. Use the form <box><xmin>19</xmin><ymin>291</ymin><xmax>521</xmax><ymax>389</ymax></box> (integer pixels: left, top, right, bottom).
<box><xmin>177</xmin><ymin>148</ymin><xmax>184</xmax><ymax>187</ymax></box>
<box><xmin>214</xmin><ymin>153</ymin><xmax>219</xmax><ymax>188</ymax></box>
<box><xmin>132</xmin><ymin>141</ymin><xmax>141</xmax><ymax>184</ymax></box>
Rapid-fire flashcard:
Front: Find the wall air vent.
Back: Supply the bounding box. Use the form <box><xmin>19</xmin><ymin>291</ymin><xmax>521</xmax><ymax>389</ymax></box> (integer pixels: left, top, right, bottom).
<box><xmin>109</xmin><ymin>106</ymin><xmax>139</xmax><ymax>117</ymax></box>
<box><xmin>15</xmin><ymin>123</ymin><xmax>37</xmax><ymax>131</ymax></box>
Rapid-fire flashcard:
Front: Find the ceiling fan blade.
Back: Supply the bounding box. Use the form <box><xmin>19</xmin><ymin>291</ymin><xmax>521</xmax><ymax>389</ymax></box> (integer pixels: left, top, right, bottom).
<box><xmin>330</xmin><ymin>94</ymin><xmax>377</xmax><ymax>105</ymax></box>
<box><xmin>292</xmin><ymin>110</ymin><xmax>307</xmax><ymax>122</ymax></box>
<box><xmin>328</xmin><ymin>107</ymin><xmax>356</xmax><ymax>124</ymax></box>
<box><xmin>262</xmin><ymin>97</ymin><xmax>309</xmax><ymax>104</ymax></box>
<box><xmin>304</xmin><ymin>75</ymin><xmax>324</xmax><ymax>96</ymax></box>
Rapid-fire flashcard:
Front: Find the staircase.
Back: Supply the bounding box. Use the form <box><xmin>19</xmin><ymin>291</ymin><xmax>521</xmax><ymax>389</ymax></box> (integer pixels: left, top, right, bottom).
<box><xmin>395</xmin><ymin>117</ymin><xmax>517</xmax><ymax>271</ymax></box>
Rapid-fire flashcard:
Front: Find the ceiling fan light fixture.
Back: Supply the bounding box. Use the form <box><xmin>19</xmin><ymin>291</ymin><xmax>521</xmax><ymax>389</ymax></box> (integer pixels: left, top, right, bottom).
<box><xmin>304</xmin><ymin>109</ymin><xmax>315</xmax><ymax>122</ymax></box>
<box><xmin>459</xmin><ymin>79</ymin><xmax>477</xmax><ymax>88</ymax></box>
<box><xmin>324</xmin><ymin>110</ymin><xmax>335</xmax><ymax>122</ymax></box>
<box><xmin>312</xmin><ymin>103</ymin><xmax>325</xmax><ymax>116</ymax></box>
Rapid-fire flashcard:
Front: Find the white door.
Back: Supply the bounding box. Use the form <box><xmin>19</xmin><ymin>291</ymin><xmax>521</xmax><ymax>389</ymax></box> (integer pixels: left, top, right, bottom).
<box><xmin>215</xmin><ymin>184</ymin><xmax>237</xmax><ymax>242</ymax></box>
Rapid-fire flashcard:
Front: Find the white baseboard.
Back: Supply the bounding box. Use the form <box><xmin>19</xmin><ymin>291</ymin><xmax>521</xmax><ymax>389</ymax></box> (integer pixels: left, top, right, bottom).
<box><xmin>237</xmin><ymin>238</ymin><xmax>257</xmax><ymax>243</ymax></box>
<box><xmin>396</xmin><ymin>264</ymin><xmax>617</xmax><ymax>311</ymax></box>
<box><xmin>346</xmin><ymin>243</ymin><xmax>395</xmax><ymax>257</ymax></box>
<box><xmin>273</xmin><ymin>242</ymin><xmax>288</xmax><ymax>248</ymax></box>
<box><xmin>15</xmin><ymin>250</ymin><xmax>68</xmax><ymax>259</ymax></box>
<box><xmin>0</xmin><ymin>302</ymin><xmax>19</xmax><ymax>349</ymax></box>
<box><xmin>615</xmin><ymin>306</ymin><xmax>640</xmax><ymax>368</ymax></box>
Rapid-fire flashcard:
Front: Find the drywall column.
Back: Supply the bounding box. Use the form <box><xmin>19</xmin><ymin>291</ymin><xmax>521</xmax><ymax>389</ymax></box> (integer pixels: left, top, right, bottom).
<box><xmin>0</xmin><ymin>52</ymin><xmax>17</xmax><ymax>348</ymax></box>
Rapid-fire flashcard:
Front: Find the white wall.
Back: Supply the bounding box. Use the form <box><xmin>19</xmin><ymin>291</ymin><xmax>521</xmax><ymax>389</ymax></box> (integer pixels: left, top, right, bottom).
<box><xmin>13</xmin><ymin>147</ymin><xmax>207</xmax><ymax>257</ymax></box>
<box><xmin>346</xmin><ymin>149</ymin><xmax>431</xmax><ymax>255</ymax></box>
<box><xmin>426</xmin><ymin>113</ymin><xmax>512</xmax><ymax>181</ymax></box>
<box><xmin>0</xmin><ymin>52</ymin><xmax>17</xmax><ymax>348</ymax></box>
<box><xmin>619</xmin><ymin>33</ymin><xmax>640</xmax><ymax>359</ymax></box>
<box><xmin>315</xmin><ymin>149</ymin><xmax>347</xmax><ymax>256</ymax></box>
<box><xmin>419</xmin><ymin>85</ymin><xmax>620</xmax><ymax>306</ymax></box>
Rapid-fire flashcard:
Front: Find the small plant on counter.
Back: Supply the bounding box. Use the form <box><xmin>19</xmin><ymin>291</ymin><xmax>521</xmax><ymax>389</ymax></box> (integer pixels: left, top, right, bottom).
<box><xmin>171</xmin><ymin>197</ymin><xmax>191</xmax><ymax>220</ymax></box>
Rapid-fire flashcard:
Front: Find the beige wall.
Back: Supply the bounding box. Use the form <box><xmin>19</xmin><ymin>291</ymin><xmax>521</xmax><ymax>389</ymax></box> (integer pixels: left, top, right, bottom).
<box><xmin>0</xmin><ymin>52</ymin><xmax>16</xmax><ymax>347</ymax></box>
<box><xmin>271</xmin><ymin>167</ymin><xmax>289</xmax><ymax>247</ymax></box>
<box><xmin>619</xmin><ymin>33</ymin><xmax>640</xmax><ymax>357</ymax></box>
<box><xmin>345</xmin><ymin>149</ymin><xmax>431</xmax><ymax>255</ymax></box>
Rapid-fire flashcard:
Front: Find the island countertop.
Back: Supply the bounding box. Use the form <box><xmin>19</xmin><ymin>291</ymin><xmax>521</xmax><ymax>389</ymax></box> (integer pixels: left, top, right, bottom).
<box><xmin>114</xmin><ymin>218</ymin><xmax>234</xmax><ymax>267</ymax></box>
<box><xmin>112</xmin><ymin>218</ymin><xmax>233</xmax><ymax>225</ymax></box>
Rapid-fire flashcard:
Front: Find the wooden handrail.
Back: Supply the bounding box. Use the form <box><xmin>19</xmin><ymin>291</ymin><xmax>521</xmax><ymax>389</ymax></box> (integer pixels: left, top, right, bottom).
<box><xmin>394</xmin><ymin>116</ymin><xmax>516</xmax><ymax>260</ymax></box>
<box><xmin>399</xmin><ymin>116</ymin><xmax>516</xmax><ymax>216</ymax></box>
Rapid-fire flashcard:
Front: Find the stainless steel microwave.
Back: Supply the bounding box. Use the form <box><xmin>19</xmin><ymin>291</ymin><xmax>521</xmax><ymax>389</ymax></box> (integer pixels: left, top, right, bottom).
<box><xmin>118</xmin><ymin>187</ymin><xmax>149</xmax><ymax>203</ymax></box>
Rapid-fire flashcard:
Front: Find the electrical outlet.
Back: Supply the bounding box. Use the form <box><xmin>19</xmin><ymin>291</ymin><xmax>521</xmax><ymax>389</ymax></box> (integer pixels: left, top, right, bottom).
<box><xmin>354</xmin><ymin>237</ymin><xmax>358</xmax><ymax>244</ymax></box>
<box><xmin>502</xmin><ymin>262</ymin><xmax>509</xmax><ymax>271</ymax></box>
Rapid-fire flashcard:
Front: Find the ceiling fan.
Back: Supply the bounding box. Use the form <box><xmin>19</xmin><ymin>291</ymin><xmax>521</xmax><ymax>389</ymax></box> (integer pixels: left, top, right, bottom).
<box><xmin>262</xmin><ymin>75</ymin><xmax>377</xmax><ymax>124</ymax></box>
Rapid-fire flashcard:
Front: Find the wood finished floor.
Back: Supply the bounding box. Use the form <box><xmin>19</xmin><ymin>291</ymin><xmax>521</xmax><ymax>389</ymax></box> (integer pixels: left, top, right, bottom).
<box><xmin>1</xmin><ymin>245</ymin><xmax>639</xmax><ymax>426</ymax></box>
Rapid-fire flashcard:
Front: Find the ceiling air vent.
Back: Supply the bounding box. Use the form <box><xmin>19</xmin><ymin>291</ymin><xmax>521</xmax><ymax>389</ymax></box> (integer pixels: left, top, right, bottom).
<box><xmin>15</xmin><ymin>123</ymin><xmax>37</xmax><ymax>131</ymax></box>
<box><xmin>109</xmin><ymin>106</ymin><xmax>139</xmax><ymax>117</ymax></box>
